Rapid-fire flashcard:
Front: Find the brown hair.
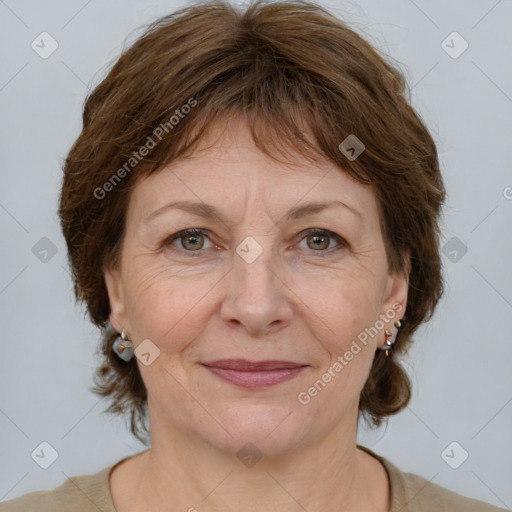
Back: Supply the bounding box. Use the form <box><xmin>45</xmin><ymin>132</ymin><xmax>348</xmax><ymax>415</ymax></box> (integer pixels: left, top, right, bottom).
<box><xmin>59</xmin><ymin>0</ymin><xmax>445</xmax><ymax>445</ymax></box>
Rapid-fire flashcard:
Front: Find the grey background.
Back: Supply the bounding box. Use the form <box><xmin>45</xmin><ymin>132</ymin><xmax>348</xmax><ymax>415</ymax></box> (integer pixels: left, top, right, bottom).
<box><xmin>1</xmin><ymin>0</ymin><xmax>511</xmax><ymax>507</ymax></box>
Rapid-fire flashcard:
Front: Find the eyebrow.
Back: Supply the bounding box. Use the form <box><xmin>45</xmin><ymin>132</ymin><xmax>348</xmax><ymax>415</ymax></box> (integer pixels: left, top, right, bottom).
<box><xmin>143</xmin><ymin>199</ymin><xmax>362</xmax><ymax>225</ymax></box>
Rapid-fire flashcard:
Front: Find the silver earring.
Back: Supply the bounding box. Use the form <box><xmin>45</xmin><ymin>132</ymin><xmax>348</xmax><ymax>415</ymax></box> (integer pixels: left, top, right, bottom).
<box><xmin>113</xmin><ymin>331</ymin><xmax>134</xmax><ymax>361</ymax></box>
<box><xmin>378</xmin><ymin>319</ymin><xmax>402</xmax><ymax>357</ymax></box>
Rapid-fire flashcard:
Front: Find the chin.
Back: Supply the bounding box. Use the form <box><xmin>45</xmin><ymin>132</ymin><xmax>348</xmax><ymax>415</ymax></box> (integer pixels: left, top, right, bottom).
<box><xmin>204</xmin><ymin>403</ymin><xmax>310</xmax><ymax>458</ymax></box>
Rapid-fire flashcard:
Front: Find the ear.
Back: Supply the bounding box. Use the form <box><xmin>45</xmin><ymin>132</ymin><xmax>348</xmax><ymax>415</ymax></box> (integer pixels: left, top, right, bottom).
<box><xmin>104</xmin><ymin>263</ymin><xmax>128</xmax><ymax>334</ymax></box>
<box><xmin>381</xmin><ymin>251</ymin><xmax>411</xmax><ymax>320</ymax></box>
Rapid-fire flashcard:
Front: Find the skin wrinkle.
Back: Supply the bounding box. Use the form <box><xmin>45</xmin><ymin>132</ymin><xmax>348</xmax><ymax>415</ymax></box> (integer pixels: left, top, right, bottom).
<box><xmin>104</xmin><ymin>117</ymin><xmax>409</xmax><ymax>512</ymax></box>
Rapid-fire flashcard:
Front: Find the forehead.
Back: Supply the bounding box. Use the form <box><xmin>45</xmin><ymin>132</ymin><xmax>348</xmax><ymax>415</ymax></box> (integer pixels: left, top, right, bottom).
<box><xmin>129</xmin><ymin>116</ymin><xmax>377</xmax><ymax>223</ymax></box>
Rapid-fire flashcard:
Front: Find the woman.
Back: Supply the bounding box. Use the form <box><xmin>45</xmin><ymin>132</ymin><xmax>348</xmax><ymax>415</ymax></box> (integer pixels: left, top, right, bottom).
<box><xmin>1</xmin><ymin>0</ymin><xmax>506</xmax><ymax>510</ymax></box>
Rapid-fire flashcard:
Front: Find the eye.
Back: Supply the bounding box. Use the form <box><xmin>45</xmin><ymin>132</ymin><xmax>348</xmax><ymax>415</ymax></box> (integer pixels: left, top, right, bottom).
<box><xmin>163</xmin><ymin>228</ymin><xmax>212</xmax><ymax>255</ymax></box>
<box><xmin>297</xmin><ymin>228</ymin><xmax>347</xmax><ymax>255</ymax></box>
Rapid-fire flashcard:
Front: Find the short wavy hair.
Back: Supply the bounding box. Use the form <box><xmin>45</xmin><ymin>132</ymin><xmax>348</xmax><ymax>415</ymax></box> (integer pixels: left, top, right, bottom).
<box><xmin>59</xmin><ymin>0</ymin><xmax>445</xmax><ymax>445</ymax></box>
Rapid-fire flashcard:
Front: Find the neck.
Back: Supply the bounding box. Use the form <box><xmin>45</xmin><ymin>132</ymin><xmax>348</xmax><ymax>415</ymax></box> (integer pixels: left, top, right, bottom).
<box><xmin>114</xmin><ymin>414</ymin><xmax>388</xmax><ymax>512</ymax></box>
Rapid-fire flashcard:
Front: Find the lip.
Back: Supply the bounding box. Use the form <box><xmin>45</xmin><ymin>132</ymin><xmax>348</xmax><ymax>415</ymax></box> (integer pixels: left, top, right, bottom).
<box><xmin>201</xmin><ymin>359</ymin><xmax>308</xmax><ymax>389</ymax></box>
<box><xmin>202</xmin><ymin>359</ymin><xmax>306</xmax><ymax>371</ymax></box>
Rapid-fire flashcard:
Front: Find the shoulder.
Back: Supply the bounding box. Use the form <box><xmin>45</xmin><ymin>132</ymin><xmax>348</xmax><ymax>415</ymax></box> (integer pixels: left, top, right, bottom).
<box><xmin>0</xmin><ymin>465</ymin><xmax>115</xmax><ymax>512</ymax></box>
<box><xmin>357</xmin><ymin>445</ymin><xmax>508</xmax><ymax>512</ymax></box>
<box><xmin>399</xmin><ymin>470</ymin><xmax>508</xmax><ymax>511</ymax></box>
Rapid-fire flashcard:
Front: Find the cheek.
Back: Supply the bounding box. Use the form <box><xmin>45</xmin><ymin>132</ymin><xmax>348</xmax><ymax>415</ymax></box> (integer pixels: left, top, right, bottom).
<box><xmin>298</xmin><ymin>268</ymin><xmax>382</xmax><ymax>339</ymax></box>
<box><xmin>300</xmin><ymin>273</ymin><xmax>382</xmax><ymax>388</ymax></box>
<box><xmin>122</xmin><ymin>261</ymin><xmax>218</xmax><ymax>350</ymax></box>
<box><xmin>305</xmin><ymin>284</ymin><xmax>378</xmax><ymax>411</ymax></box>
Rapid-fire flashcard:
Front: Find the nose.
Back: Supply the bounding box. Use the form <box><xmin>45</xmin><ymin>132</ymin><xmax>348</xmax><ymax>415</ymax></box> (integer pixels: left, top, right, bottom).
<box><xmin>220</xmin><ymin>244</ymin><xmax>294</xmax><ymax>337</ymax></box>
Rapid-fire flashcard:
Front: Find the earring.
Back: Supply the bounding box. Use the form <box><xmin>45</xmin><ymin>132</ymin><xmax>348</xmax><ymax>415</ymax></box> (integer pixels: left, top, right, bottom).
<box><xmin>113</xmin><ymin>331</ymin><xmax>134</xmax><ymax>361</ymax></box>
<box><xmin>378</xmin><ymin>319</ymin><xmax>402</xmax><ymax>357</ymax></box>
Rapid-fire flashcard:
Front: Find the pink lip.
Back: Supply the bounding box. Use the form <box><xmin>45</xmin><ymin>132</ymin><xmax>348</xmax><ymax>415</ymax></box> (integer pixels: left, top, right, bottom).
<box><xmin>203</xmin><ymin>359</ymin><xmax>306</xmax><ymax>371</ymax></box>
<box><xmin>201</xmin><ymin>359</ymin><xmax>308</xmax><ymax>389</ymax></box>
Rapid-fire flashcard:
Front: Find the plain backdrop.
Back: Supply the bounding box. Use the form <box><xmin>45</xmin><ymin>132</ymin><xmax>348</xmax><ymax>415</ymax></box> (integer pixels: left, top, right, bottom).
<box><xmin>1</xmin><ymin>0</ymin><xmax>511</xmax><ymax>508</ymax></box>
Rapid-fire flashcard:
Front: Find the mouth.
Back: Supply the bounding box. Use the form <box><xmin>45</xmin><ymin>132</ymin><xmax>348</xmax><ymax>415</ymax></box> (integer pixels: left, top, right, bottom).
<box><xmin>201</xmin><ymin>359</ymin><xmax>308</xmax><ymax>389</ymax></box>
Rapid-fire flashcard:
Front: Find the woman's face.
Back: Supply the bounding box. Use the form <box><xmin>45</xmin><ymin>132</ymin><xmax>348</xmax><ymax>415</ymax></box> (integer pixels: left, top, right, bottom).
<box><xmin>105</xmin><ymin>117</ymin><xmax>409</xmax><ymax>456</ymax></box>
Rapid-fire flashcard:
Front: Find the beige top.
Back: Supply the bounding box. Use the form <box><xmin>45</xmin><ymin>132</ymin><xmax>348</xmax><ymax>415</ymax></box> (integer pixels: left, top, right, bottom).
<box><xmin>0</xmin><ymin>445</ymin><xmax>507</xmax><ymax>511</ymax></box>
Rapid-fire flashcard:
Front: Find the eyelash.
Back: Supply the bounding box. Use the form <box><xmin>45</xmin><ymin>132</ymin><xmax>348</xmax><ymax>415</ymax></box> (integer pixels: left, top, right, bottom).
<box><xmin>162</xmin><ymin>228</ymin><xmax>348</xmax><ymax>257</ymax></box>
